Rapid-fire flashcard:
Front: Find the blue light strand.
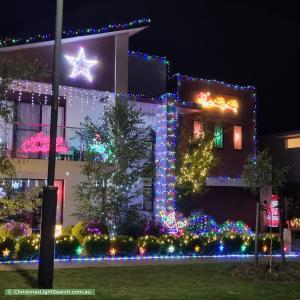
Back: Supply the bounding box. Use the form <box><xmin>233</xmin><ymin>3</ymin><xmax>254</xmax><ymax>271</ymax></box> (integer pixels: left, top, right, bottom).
<box><xmin>128</xmin><ymin>51</ymin><xmax>169</xmax><ymax>65</ymax></box>
<box><xmin>173</xmin><ymin>73</ymin><xmax>255</xmax><ymax>90</ymax></box>
<box><xmin>0</xmin><ymin>254</ymin><xmax>298</xmax><ymax>265</ymax></box>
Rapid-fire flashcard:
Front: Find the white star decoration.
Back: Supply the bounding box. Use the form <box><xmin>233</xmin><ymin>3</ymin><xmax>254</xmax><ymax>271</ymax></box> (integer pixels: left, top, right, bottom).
<box><xmin>65</xmin><ymin>47</ymin><xmax>98</xmax><ymax>82</ymax></box>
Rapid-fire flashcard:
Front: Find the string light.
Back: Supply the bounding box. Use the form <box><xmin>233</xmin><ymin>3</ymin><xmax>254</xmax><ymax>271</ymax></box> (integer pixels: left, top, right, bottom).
<box><xmin>0</xmin><ymin>18</ymin><xmax>151</xmax><ymax>48</ymax></box>
<box><xmin>128</xmin><ymin>51</ymin><xmax>169</xmax><ymax>65</ymax></box>
<box><xmin>290</xmin><ymin>218</ymin><xmax>300</xmax><ymax>229</ymax></box>
<box><xmin>3</xmin><ymin>254</ymin><xmax>299</xmax><ymax>266</ymax></box>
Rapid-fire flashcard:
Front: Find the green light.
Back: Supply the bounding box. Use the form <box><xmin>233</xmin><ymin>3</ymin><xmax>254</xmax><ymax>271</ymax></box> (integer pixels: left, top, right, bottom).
<box><xmin>213</xmin><ymin>125</ymin><xmax>223</xmax><ymax>148</ymax></box>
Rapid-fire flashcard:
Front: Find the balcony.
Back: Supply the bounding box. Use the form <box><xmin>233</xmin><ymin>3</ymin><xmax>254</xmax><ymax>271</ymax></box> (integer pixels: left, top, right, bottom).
<box><xmin>0</xmin><ymin>123</ymin><xmax>85</xmax><ymax>161</ymax></box>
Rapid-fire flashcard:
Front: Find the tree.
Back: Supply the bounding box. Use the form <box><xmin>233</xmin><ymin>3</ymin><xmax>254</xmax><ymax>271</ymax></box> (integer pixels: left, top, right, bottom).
<box><xmin>177</xmin><ymin>129</ymin><xmax>218</xmax><ymax>193</ymax></box>
<box><xmin>242</xmin><ymin>148</ymin><xmax>289</xmax><ymax>267</ymax></box>
<box><xmin>0</xmin><ymin>186</ymin><xmax>42</xmax><ymax>222</ymax></box>
<box><xmin>74</xmin><ymin>100</ymin><xmax>152</xmax><ymax>233</ymax></box>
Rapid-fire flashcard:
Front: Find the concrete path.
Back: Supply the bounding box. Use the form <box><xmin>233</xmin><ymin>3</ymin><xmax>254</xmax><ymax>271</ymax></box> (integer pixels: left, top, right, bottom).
<box><xmin>1</xmin><ymin>256</ymin><xmax>299</xmax><ymax>272</ymax></box>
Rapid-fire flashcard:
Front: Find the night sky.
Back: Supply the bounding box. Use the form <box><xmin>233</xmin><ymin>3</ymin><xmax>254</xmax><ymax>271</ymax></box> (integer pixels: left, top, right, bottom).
<box><xmin>0</xmin><ymin>0</ymin><xmax>299</xmax><ymax>135</ymax></box>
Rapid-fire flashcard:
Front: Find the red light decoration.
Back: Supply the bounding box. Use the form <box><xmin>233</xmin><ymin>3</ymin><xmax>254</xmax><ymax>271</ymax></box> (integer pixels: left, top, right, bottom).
<box><xmin>21</xmin><ymin>132</ymin><xmax>68</xmax><ymax>154</ymax></box>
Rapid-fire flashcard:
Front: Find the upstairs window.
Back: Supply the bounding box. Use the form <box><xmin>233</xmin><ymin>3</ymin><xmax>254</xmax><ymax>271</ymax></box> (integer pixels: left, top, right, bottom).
<box><xmin>286</xmin><ymin>137</ymin><xmax>300</xmax><ymax>149</ymax></box>
<box><xmin>213</xmin><ymin>125</ymin><xmax>223</xmax><ymax>148</ymax></box>
<box><xmin>193</xmin><ymin>121</ymin><xmax>203</xmax><ymax>139</ymax></box>
<box><xmin>233</xmin><ymin>126</ymin><xmax>243</xmax><ymax>150</ymax></box>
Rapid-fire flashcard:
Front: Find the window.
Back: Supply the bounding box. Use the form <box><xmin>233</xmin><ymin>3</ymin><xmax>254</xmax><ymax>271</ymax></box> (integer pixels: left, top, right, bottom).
<box><xmin>193</xmin><ymin>121</ymin><xmax>203</xmax><ymax>139</ymax></box>
<box><xmin>1</xmin><ymin>178</ymin><xmax>64</xmax><ymax>229</ymax></box>
<box><xmin>286</xmin><ymin>137</ymin><xmax>300</xmax><ymax>149</ymax></box>
<box><xmin>213</xmin><ymin>125</ymin><xmax>223</xmax><ymax>148</ymax></box>
<box><xmin>14</xmin><ymin>102</ymin><xmax>65</xmax><ymax>158</ymax></box>
<box><xmin>233</xmin><ymin>126</ymin><xmax>242</xmax><ymax>150</ymax></box>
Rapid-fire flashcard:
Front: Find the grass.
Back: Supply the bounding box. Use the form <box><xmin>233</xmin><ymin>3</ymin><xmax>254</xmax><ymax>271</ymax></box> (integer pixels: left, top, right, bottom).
<box><xmin>1</xmin><ymin>263</ymin><xmax>300</xmax><ymax>300</ymax></box>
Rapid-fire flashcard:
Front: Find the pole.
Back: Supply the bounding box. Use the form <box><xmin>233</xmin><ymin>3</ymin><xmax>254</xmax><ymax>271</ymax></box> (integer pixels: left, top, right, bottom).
<box><xmin>254</xmin><ymin>199</ymin><xmax>260</xmax><ymax>267</ymax></box>
<box><xmin>279</xmin><ymin>200</ymin><xmax>286</xmax><ymax>267</ymax></box>
<box><xmin>38</xmin><ymin>0</ymin><xmax>63</xmax><ymax>288</ymax></box>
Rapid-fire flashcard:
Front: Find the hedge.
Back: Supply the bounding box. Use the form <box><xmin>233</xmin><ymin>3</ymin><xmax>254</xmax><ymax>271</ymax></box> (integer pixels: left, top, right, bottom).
<box><xmin>0</xmin><ymin>232</ymin><xmax>283</xmax><ymax>261</ymax></box>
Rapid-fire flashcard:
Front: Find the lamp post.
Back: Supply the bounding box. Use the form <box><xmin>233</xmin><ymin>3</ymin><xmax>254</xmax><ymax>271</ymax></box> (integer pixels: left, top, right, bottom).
<box><xmin>38</xmin><ymin>0</ymin><xmax>64</xmax><ymax>288</ymax></box>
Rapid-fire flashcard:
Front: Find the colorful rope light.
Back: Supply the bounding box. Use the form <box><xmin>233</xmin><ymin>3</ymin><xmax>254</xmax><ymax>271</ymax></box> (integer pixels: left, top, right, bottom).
<box><xmin>155</xmin><ymin>96</ymin><xmax>178</xmax><ymax>234</ymax></box>
<box><xmin>0</xmin><ymin>18</ymin><xmax>151</xmax><ymax>48</ymax></box>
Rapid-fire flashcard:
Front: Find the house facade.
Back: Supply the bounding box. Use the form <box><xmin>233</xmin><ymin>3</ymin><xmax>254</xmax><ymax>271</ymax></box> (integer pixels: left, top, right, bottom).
<box><xmin>0</xmin><ymin>20</ymin><xmax>256</xmax><ymax>231</ymax></box>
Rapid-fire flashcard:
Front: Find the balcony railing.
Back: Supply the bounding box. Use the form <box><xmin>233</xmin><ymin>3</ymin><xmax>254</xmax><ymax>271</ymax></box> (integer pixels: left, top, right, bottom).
<box><xmin>0</xmin><ymin>123</ymin><xmax>84</xmax><ymax>161</ymax></box>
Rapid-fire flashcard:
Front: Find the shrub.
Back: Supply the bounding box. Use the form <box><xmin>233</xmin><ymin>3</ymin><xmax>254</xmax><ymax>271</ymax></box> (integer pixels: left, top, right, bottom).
<box><xmin>221</xmin><ymin>235</ymin><xmax>245</xmax><ymax>254</ymax></box>
<box><xmin>137</xmin><ymin>235</ymin><xmax>160</xmax><ymax>255</ymax></box>
<box><xmin>116</xmin><ymin>207</ymin><xmax>146</xmax><ymax>238</ymax></box>
<box><xmin>157</xmin><ymin>235</ymin><xmax>180</xmax><ymax>255</ymax></box>
<box><xmin>202</xmin><ymin>235</ymin><xmax>220</xmax><ymax>255</ymax></box>
<box><xmin>178</xmin><ymin>234</ymin><xmax>204</xmax><ymax>255</ymax></box>
<box><xmin>144</xmin><ymin>218</ymin><xmax>166</xmax><ymax>237</ymax></box>
<box><xmin>0</xmin><ymin>221</ymin><xmax>31</xmax><ymax>238</ymax></box>
<box><xmin>55</xmin><ymin>235</ymin><xmax>81</xmax><ymax>258</ymax></box>
<box><xmin>83</xmin><ymin>234</ymin><xmax>110</xmax><ymax>257</ymax></box>
<box><xmin>15</xmin><ymin>234</ymin><xmax>40</xmax><ymax>260</ymax></box>
<box><xmin>219</xmin><ymin>220</ymin><xmax>253</xmax><ymax>237</ymax></box>
<box><xmin>110</xmin><ymin>236</ymin><xmax>136</xmax><ymax>256</ymax></box>
<box><xmin>71</xmin><ymin>221</ymin><xmax>107</xmax><ymax>243</ymax></box>
<box><xmin>259</xmin><ymin>233</ymin><xmax>281</xmax><ymax>254</ymax></box>
<box><xmin>0</xmin><ymin>236</ymin><xmax>15</xmax><ymax>260</ymax></box>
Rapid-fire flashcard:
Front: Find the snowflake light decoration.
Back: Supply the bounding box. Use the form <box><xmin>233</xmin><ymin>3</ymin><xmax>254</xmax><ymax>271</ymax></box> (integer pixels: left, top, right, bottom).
<box><xmin>65</xmin><ymin>47</ymin><xmax>98</xmax><ymax>82</ymax></box>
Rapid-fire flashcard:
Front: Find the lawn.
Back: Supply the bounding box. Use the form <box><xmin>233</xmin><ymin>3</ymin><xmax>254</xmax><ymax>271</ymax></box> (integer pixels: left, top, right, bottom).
<box><xmin>1</xmin><ymin>263</ymin><xmax>300</xmax><ymax>300</ymax></box>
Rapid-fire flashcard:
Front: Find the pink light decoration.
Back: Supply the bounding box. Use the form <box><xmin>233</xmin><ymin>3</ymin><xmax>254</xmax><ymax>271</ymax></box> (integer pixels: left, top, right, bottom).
<box><xmin>21</xmin><ymin>132</ymin><xmax>68</xmax><ymax>154</ymax></box>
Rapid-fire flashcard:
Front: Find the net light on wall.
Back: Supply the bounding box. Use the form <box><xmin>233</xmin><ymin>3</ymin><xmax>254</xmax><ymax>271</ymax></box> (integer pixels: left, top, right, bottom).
<box><xmin>65</xmin><ymin>47</ymin><xmax>98</xmax><ymax>82</ymax></box>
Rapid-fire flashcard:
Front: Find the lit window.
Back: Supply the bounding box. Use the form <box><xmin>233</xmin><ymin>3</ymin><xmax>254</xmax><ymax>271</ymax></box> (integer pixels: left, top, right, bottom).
<box><xmin>193</xmin><ymin>121</ymin><xmax>203</xmax><ymax>139</ymax></box>
<box><xmin>233</xmin><ymin>126</ymin><xmax>242</xmax><ymax>150</ymax></box>
<box><xmin>286</xmin><ymin>137</ymin><xmax>300</xmax><ymax>149</ymax></box>
<box><xmin>213</xmin><ymin>125</ymin><xmax>223</xmax><ymax>148</ymax></box>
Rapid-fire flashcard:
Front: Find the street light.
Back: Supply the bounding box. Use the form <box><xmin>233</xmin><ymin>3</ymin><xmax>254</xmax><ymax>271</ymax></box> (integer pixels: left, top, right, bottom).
<box><xmin>38</xmin><ymin>0</ymin><xmax>64</xmax><ymax>289</ymax></box>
